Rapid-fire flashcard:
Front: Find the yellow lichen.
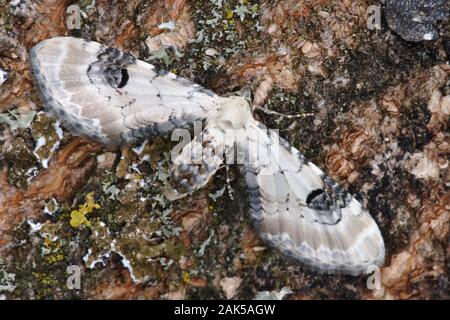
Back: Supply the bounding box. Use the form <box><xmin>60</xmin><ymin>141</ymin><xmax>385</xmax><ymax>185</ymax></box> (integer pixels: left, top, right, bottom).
<box><xmin>42</xmin><ymin>237</ymin><xmax>64</xmax><ymax>264</ymax></box>
<box><xmin>69</xmin><ymin>192</ymin><xmax>100</xmax><ymax>228</ymax></box>
<box><xmin>182</xmin><ymin>271</ymin><xmax>191</xmax><ymax>284</ymax></box>
<box><xmin>225</xmin><ymin>8</ymin><xmax>234</xmax><ymax>20</ymax></box>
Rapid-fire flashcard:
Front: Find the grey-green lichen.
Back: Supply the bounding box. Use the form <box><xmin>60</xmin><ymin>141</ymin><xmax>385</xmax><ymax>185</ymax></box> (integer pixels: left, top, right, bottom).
<box><xmin>0</xmin><ymin>260</ymin><xmax>16</xmax><ymax>294</ymax></box>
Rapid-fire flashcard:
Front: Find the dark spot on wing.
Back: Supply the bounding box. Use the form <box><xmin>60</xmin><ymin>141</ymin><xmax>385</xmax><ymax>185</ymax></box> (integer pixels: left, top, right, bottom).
<box><xmin>117</xmin><ymin>68</ymin><xmax>129</xmax><ymax>88</ymax></box>
<box><xmin>87</xmin><ymin>47</ymin><xmax>136</xmax><ymax>89</ymax></box>
<box><xmin>306</xmin><ymin>188</ymin><xmax>326</xmax><ymax>206</ymax></box>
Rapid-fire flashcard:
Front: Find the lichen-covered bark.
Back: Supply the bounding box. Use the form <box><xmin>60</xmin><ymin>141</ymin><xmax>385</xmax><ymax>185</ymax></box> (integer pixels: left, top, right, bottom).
<box><xmin>0</xmin><ymin>0</ymin><xmax>448</xmax><ymax>300</ymax></box>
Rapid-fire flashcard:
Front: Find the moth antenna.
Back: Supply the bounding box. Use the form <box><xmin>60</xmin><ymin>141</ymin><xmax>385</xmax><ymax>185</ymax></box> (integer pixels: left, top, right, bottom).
<box><xmin>225</xmin><ymin>164</ymin><xmax>234</xmax><ymax>201</ymax></box>
<box><xmin>255</xmin><ymin>105</ymin><xmax>315</xmax><ymax>119</ymax></box>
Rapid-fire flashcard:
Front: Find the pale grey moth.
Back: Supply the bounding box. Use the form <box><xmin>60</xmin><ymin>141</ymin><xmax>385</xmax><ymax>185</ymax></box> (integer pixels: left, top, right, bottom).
<box><xmin>30</xmin><ymin>37</ymin><xmax>385</xmax><ymax>275</ymax></box>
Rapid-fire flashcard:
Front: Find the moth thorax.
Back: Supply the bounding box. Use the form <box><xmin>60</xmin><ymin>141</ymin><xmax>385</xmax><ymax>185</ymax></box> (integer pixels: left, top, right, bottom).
<box><xmin>214</xmin><ymin>96</ymin><xmax>251</xmax><ymax>130</ymax></box>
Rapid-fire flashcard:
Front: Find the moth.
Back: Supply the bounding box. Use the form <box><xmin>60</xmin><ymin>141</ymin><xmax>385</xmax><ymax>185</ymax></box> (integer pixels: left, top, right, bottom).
<box><xmin>30</xmin><ymin>37</ymin><xmax>385</xmax><ymax>275</ymax></box>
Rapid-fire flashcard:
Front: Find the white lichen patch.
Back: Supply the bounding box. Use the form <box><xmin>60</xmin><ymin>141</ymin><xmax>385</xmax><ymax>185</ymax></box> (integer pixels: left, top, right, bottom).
<box><xmin>254</xmin><ymin>286</ymin><xmax>293</xmax><ymax>300</ymax></box>
<box><xmin>31</xmin><ymin>112</ymin><xmax>64</xmax><ymax>169</ymax></box>
<box><xmin>27</xmin><ymin>219</ymin><xmax>43</xmax><ymax>233</ymax></box>
<box><xmin>208</xmin><ymin>186</ymin><xmax>226</xmax><ymax>201</ymax></box>
<box><xmin>0</xmin><ymin>68</ymin><xmax>8</xmax><ymax>85</ymax></box>
<box><xmin>25</xmin><ymin>166</ymin><xmax>39</xmax><ymax>183</ymax></box>
<box><xmin>406</xmin><ymin>152</ymin><xmax>441</xmax><ymax>180</ymax></box>
<box><xmin>158</xmin><ymin>20</ymin><xmax>176</xmax><ymax>31</ymax></box>
<box><xmin>43</xmin><ymin>197</ymin><xmax>59</xmax><ymax>216</ymax></box>
<box><xmin>132</xmin><ymin>140</ymin><xmax>148</xmax><ymax>156</ymax></box>
<box><xmin>116</xmin><ymin>252</ymin><xmax>140</xmax><ymax>283</ymax></box>
<box><xmin>0</xmin><ymin>261</ymin><xmax>16</xmax><ymax>294</ymax></box>
<box><xmin>82</xmin><ymin>222</ymin><xmax>112</xmax><ymax>269</ymax></box>
<box><xmin>33</xmin><ymin>136</ymin><xmax>47</xmax><ymax>165</ymax></box>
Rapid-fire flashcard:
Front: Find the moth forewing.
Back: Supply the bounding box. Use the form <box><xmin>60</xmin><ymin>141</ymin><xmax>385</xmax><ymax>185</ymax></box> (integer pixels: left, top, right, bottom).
<box><xmin>30</xmin><ymin>36</ymin><xmax>219</xmax><ymax>145</ymax></box>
